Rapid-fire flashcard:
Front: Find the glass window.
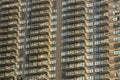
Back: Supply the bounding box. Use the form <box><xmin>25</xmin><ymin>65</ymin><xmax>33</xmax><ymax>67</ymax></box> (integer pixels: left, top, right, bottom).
<box><xmin>114</xmin><ymin>50</ymin><xmax>120</xmax><ymax>56</ymax></box>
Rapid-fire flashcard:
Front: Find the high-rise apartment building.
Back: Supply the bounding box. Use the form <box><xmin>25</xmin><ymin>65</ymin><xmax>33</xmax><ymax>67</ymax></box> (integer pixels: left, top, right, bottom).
<box><xmin>0</xmin><ymin>0</ymin><xmax>120</xmax><ymax>80</ymax></box>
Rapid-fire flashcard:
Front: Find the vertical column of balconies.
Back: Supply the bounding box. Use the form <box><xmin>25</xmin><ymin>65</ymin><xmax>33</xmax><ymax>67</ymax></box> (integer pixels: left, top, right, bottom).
<box><xmin>110</xmin><ymin>0</ymin><xmax>120</xmax><ymax>80</ymax></box>
<box><xmin>62</xmin><ymin>0</ymin><xmax>87</xmax><ymax>80</ymax></box>
<box><xmin>26</xmin><ymin>0</ymin><xmax>52</xmax><ymax>80</ymax></box>
<box><xmin>0</xmin><ymin>0</ymin><xmax>20</xmax><ymax>80</ymax></box>
<box><xmin>99</xmin><ymin>1</ymin><xmax>110</xmax><ymax>80</ymax></box>
<box><xmin>86</xmin><ymin>0</ymin><xmax>110</xmax><ymax>80</ymax></box>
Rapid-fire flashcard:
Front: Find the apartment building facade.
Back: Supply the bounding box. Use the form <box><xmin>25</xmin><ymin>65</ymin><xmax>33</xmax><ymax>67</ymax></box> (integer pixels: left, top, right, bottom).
<box><xmin>0</xmin><ymin>0</ymin><xmax>120</xmax><ymax>80</ymax></box>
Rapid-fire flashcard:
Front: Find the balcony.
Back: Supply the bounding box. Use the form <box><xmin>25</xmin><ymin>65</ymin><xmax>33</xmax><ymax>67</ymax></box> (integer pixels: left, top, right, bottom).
<box><xmin>100</xmin><ymin>60</ymin><xmax>109</xmax><ymax>67</ymax></box>
<box><xmin>28</xmin><ymin>37</ymin><xmax>50</xmax><ymax>46</ymax></box>
<box><xmin>1</xmin><ymin>0</ymin><xmax>18</xmax><ymax>4</ymax></box>
<box><xmin>31</xmin><ymin>18</ymin><xmax>49</xmax><ymax>24</ymax></box>
<box><xmin>1</xmin><ymin>5</ymin><xmax>20</xmax><ymax>11</ymax></box>
<box><xmin>0</xmin><ymin>48</ymin><xmax>18</xmax><ymax>55</ymax></box>
<box><xmin>31</xmin><ymin>6</ymin><xmax>50</xmax><ymax>12</ymax></box>
<box><xmin>100</xmin><ymin>53</ymin><xmax>109</xmax><ymax>59</ymax></box>
<box><xmin>65</xmin><ymin>0</ymin><xmax>85</xmax><ymax>7</ymax></box>
<box><xmin>29</xmin><ymin>44</ymin><xmax>49</xmax><ymax>50</ymax></box>
<box><xmin>0</xmin><ymin>68</ymin><xmax>15</xmax><ymax>73</ymax></box>
<box><xmin>0</xmin><ymin>75</ymin><xmax>16</xmax><ymax>80</ymax></box>
<box><xmin>0</xmin><ymin>61</ymin><xmax>16</xmax><ymax>67</ymax></box>
<box><xmin>31</xmin><ymin>0</ymin><xmax>51</xmax><ymax>6</ymax></box>
<box><xmin>99</xmin><ymin>16</ymin><xmax>108</xmax><ymax>20</ymax></box>
<box><xmin>27</xmin><ymin>70</ymin><xmax>48</xmax><ymax>77</ymax></box>
<box><xmin>66</xmin><ymin>32</ymin><xmax>75</xmax><ymax>37</ymax></box>
<box><xmin>29</xmin><ymin>54</ymin><xmax>49</xmax><ymax>62</ymax></box>
<box><xmin>29</xmin><ymin>49</ymin><xmax>49</xmax><ymax>56</ymax></box>
<box><xmin>99</xmin><ymin>40</ymin><xmax>109</xmax><ymax>46</ymax></box>
<box><xmin>0</xmin><ymin>30</ymin><xmax>18</xmax><ymax>35</ymax></box>
<box><xmin>31</xmin><ymin>11</ymin><xmax>50</xmax><ymax>17</ymax></box>
<box><xmin>64</xmin><ymin>52</ymin><xmax>84</xmax><ymax>58</ymax></box>
<box><xmin>29</xmin><ymin>25</ymin><xmax>50</xmax><ymax>31</ymax></box>
<box><xmin>100</xmin><ymin>67</ymin><xmax>109</xmax><ymax>74</ymax></box>
<box><xmin>98</xmin><ymin>27</ymin><xmax>108</xmax><ymax>33</ymax></box>
<box><xmin>0</xmin><ymin>53</ymin><xmax>17</xmax><ymax>60</ymax></box>
<box><xmin>100</xmin><ymin>2</ymin><xmax>108</xmax><ymax>7</ymax></box>
<box><xmin>76</xmin><ymin>0</ymin><xmax>85</xmax><ymax>4</ymax></box>
<box><xmin>0</xmin><ymin>37</ymin><xmax>18</xmax><ymax>43</ymax></box>
<box><xmin>64</xmin><ymin>59</ymin><xmax>84</xmax><ymax>65</ymax></box>
<box><xmin>66</xmin><ymin>71</ymin><xmax>85</xmax><ymax>78</ymax></box>
<box><xmin>75</xmin><ymin>30</ymin><xmax>85</xmax><ymax>36</ymax></box>
<box><xmin>100</xmin><ymin>74</ymin><xmax>110</xmax><ymax>80</ymax></box>
<box><xmin>99</xmin><ymin>47</ymin><xmax>109</xmax><ymax>52</ymax></box>
<box><xmin>30</xmin><ymin>31</ymin><xmax>50</xmax><ymax>38</ymax></box>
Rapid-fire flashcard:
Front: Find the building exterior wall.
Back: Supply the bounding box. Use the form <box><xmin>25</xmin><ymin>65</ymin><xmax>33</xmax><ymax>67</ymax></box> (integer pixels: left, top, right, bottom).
<box><xmin>0</xmin><ymin>0</ymin><xmax>120</xmax><ymax>80</ymax></box>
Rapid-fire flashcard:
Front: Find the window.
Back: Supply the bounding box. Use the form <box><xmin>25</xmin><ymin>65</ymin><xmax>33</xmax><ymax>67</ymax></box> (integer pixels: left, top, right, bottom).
<box><xmin>95</xmin><ymin>61</ymin><xmax>100</xmax><ymax>65</ymax></box>
<box><xmin>87</xmin><ymin>22</ymin><xmax>93</xmax><ymax>26</ymax></box>
<box><xmin>114</xmin><ymin>43</ymin><xmax>120</xmax><ymax>48</ymax></box>
<box><xmin>95</xmin><ymin>75</ymin><xmax>100</xmax><ymax>79</ymax></box>
<box><xmin>87</xmin><ymin>3</ymin><xmax>93</xmax><ymax>7</ymax></box>
<box><xmin>114</xmin><ymin>50</ymin><xmax>120</xmax><ymax>56</ymax></box>
<box><xmin>87</xmin><ymin>55</ymin><xmax>93</xmax><ymax>59</ymax></box>
<box><xmin>51</xmin><ymin>60</ymin><xmax>56</xmax><ymax>64</ymax></box>
<box><xmin>87</xmin><ymin>62</ymin><xmax>94</xmax><ymax>66</ymax></box>
<box><xmin>113</xmin><ymin>4</ymin><xmax>120</xmax><ymax>9</ymax></box>
<box><xmin>114</xmin><ymin>36</ymin><xmax>120</xmax><ymax>41</ymax></box>
<box><xmin>113</xmin><ymin>10</ymin><xmax>120</xmax><ymax>15</ymax></box>
<box><xmin>88</xmin><ymin>9</ymin><xmax>93</xmax><ymax>13</ymax></box>
<box><xmin>114</xmin><ymin>57</ymin><xmax>120</xmax><ymax>63</ymax></box>
<box><xmin>87</xmin><ymin>48</ymin><xmax>93</xmax><ymax>53</ymax></box>
<box><xmin>115</xmin><ymin>64</ymin><xmax>120</xmax><ymax>69</ymax></box>
<box><xmin>50</xmin><ymin>73</ymin><xmax>56</xmax><ymax>78</ymax></box>
<box><xmin>87</xmin><ymin>68</ymin><xmax>93</xmax><ymax>73</ymax></box>
<box><xmin>87</xmin><ymin>16</ymin><xmax>93</xmax><ymax>20</ymax></box>
<box><xmin>113</xmin><ymin>16</ymin><xmax>119</xmax><ymax>22</ymax></box>
<box><xmin>88</xmin><ymin>76</ymin><xmax>94</xmax><ymax>80</ymax></box>
<box><xmin>113</xmin><ymin>29</ymin><xmax>120</xmax><ymax>34</ymax></box>
<box><xmin>87</xmin><ymin>41</ymin><xmax>93</xmax><ymax>46</ymax></box>
<box><xmin>114</xmin><ymin>71</ymin><xmax>120</xmax><ymax>77</ymax></box>
<box><xmin>95</xmin><ymin>68</ymin><xmax>100</xmax><ymax>72</ymax></box>
<box><xmin>87</xmin><ymin>28</ymin><xmax>93</xmax><ymax>33</ymax></box>
<box><xmin>50</xmin><ymin>66</ymin><xmax>56</xmax><ymax>71</ymax></box>
<box><xmin>113</xmin><ymin>23</ymin><xmax>119</xmax><ymax>28</ymax></box>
